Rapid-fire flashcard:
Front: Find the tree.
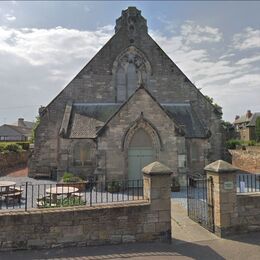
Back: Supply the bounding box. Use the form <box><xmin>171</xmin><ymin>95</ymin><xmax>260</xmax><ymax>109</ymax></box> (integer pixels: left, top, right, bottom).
<box><xmin>31</xmin><ymin>116</ymin><xmax>40</xmax><ymax>143</ymax></box>
<box><xmin>255</xmin><ymin>116</ymin><xmax>260</xmax><ymax>142</ymax></box>
<box><xmin>204</xmin><ymin>95</ymin><xmax>223</xmax><ymax>116</ymax></box>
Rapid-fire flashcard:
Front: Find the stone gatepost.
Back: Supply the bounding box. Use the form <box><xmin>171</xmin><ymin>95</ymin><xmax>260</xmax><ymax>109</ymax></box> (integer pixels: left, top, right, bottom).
<box><xmin>204</xmin><ymin>160</ymin><xmax>238</xmax><ymax>237</ymax></box>
<box><xmin>142</xmin><ymin>161</ymin><xmax>172</xmax><ymax>241</ymax></box>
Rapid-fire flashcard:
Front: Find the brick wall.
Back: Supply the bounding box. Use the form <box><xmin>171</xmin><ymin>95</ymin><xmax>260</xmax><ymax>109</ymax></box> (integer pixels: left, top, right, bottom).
<box><xmin>0</xmin><ymin>151</ymin><xmax>29</xmax><ymax>176</ymax></box>
<box><xmin>230</xmin><ymin>148</ymin><xmax>260</xmax><ymax>173</ymax></box>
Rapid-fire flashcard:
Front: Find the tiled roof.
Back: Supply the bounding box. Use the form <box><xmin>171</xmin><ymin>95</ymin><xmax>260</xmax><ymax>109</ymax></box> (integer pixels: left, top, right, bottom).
<box><xmin>234</xmin><ymin>112</ymin><xmax>260</xmax><ymax>126</ymax></box>
<box><xmin>65</xmin><ymin>101</ymin><xmax>207</xmax><ymax>139</ymax></box>
<box><xmin>69</xmin><ymin>114</ymin><xmax>104</xmax><ymax>138</ymax></box>
<box><xmin>247</xmin><ymin>113</ymin><xmax>260</xmax><ymax>127</ymax></box>
<box><xmin>162</xmin><ymin>103</ymin><xmax>207</xmax><ymax>138</ymax></box>
<box><xmin>3</xmin><ymin>125</ymin><xmax>31</xmax><ymax>136</ymax></box>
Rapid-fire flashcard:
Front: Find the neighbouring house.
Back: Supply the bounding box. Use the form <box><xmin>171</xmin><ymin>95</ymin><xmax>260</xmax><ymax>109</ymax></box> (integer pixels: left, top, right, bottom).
<box><xmin>0</xmin><ymin>118</ymin><xmax>34</xmax><ymax>141</ymax></box>
<box><xmin>29</xmin><ymin>7</ymin><xmax>224</xmax><ymax>183</ymax></box>
<box><xmin>233</xmin><ymin>110</ymin><xmax>260</xmax><ymax>141</ymax></box>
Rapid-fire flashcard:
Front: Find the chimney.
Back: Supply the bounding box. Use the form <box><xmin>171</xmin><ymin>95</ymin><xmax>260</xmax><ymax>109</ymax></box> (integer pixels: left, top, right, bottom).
<box><xmin>246</xmin><ymin>110</ymin><xmax>252</xmax><ymax>119</ymax></box>
<box><xmin>18</xmin><ymin>118</ymin><xmax>25</xmax><ymax>127</ymax></box>
<box><xmin>235</xmin><ymin>115</ymin><xmax>240</xmax><ymax>120</ymax></box>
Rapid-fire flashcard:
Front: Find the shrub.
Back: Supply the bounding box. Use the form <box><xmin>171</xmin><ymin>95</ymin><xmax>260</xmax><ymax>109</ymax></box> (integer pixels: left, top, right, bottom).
<box><xmin>62</xmin><ymin>172</ymin><xmax>83</xmax><ymax>183</ymax></box>
<box><xmin>248</xmin><ymin>140</ymin><xmax>256</xmax><ymax>146</ymax></box>
<box><xmin>226</xmin><ymin>139</ymin><xmax>241</xmax><ymax>149</ymax></box>
<box><xmin>3</xmin><ymin>143</ymin><xmax>23</xmax><ymax>152</ymax></box>
<box><xmin>107</xmin><ymin>181</ymin><xmax>122</xmax><ymax>193</ymax></box>
<box><xmin>16</xmin><ymin>142</ymin><xmax>30</xmax><ymax>150</ymax></box>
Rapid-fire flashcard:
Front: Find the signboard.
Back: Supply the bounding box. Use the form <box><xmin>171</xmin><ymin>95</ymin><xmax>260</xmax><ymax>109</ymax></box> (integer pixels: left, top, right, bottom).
<box><xmin>224</xmin><ymin>181</ymin><xmax>234</xmax><ymax>190</ymax></box>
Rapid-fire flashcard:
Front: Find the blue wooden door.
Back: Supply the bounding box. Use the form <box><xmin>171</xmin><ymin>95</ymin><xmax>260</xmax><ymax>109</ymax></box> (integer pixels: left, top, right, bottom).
<box><xmin>128</xmin><ymin>147</ymin><xmax>155</xmax><ymax>180</ymax></box>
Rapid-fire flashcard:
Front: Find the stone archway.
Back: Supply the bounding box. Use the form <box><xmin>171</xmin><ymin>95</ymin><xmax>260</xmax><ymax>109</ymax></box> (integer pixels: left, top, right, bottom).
<box><xmin>128</xmin><ymin>128</ymin><xmax>155</xmax><ymax>180</ymax></box>
<box><xmin>122</xmin><ymin>114</ymin><xmax>162</xmax><ymax>180</ymax></box>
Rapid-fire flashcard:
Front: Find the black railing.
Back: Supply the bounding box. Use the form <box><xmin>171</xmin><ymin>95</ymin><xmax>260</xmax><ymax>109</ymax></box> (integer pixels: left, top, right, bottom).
<box><xmin>187</xmin><ymin>175</ymin><xmax>215</xmax><ymax>233</ymax></box>
<box><xmin>237</xmin><ymin>173</ymin><xmax>260</xmax><ymax>193</ymax></box>
<box><xmin>0</xmin><ymin>179</ymin><xmax>144</xmax><ymax>211</ymax></box>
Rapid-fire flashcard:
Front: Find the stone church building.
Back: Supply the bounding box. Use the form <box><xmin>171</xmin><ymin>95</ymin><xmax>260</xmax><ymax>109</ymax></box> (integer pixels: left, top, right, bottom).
<box><xmin>29</xmin><ymin>7</ymin><xmax>224</xmax><ymax>184</ymax></box>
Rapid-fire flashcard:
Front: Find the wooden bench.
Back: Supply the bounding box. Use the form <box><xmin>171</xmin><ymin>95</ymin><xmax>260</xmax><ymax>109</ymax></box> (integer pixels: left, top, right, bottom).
<box><xmin>4</xmin><ymin>191</ymin><xmax>23</xmax><ymax>203</ymax></box>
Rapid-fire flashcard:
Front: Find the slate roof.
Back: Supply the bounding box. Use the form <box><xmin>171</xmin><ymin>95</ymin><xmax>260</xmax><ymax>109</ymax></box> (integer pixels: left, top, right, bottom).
<box><xmin>162</xmin><ymin>103</ymin><xmax>207</xmax><ymax>138</ymax></box>
<box><xmin>247</xmin><ymin>113</ymin><xmax>260</xmax><ymax>127</ymax></box>
<box><xmin>67</xmin><ymin>104</ymin><xmax>120</xmax><ymax>138</ymax></box>
<box><xmin>0</xmin><ymin>124</ymin><xmax>32</xmax><ymax>136</ymax></box>
<box><xmin>64</xmin><ymin>102</ymin><xmax>207</xmax><ymax>139</ymax></box>
<box><xmin>234</xmin><ymin>112</ymin><xmax>260</xmax><ymax>127</ymax></box>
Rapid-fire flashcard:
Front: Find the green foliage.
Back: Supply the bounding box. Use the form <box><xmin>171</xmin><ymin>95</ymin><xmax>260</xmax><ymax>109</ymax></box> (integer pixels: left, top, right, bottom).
<box><xmin>256</xmin><ymin>117</ymin><xmax>260</xmax><ymax>142</ymax></box>
<box><xmin>31</xmin><ymin>116</ymin><xmax>40</xmax><ymax>143</ymax></box>
<box><xmin>0</xmin><ymin>143</ymin><xmax>23</xmax><ymax>153</ymax></box>
<box><xmin>62</xmin><ymin>172</ymin><xmax>83</xmax><ymax>183</ymax></box>
<box><xmin>205</xmin><ymin>95</ymin><xmax>223</xmax><ymax>116</ymax></box>
<box><xmin>248</xmin><ymin>140</ymin><xmax>256</xmax><ymax>146</ymax></box>
<box><xmin>226</xmin><ymin>139</ymin><xmax>242</xmax><ymax>149</ymax></box>
<box><xmin>107</xmin><ymin>181</ymin><xmax>122</xmax><ymax>193</ymax></box>
<box><xmin>40</xmin><ymin>197</ymin><xmax>84</xmax><ymax>208</ymax></box>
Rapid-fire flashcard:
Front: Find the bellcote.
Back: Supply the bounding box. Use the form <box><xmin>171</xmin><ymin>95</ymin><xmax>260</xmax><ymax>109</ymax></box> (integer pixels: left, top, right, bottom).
<box><xmin>115</xmin><ymin>7</ymin><xmax>148</xmax><ymax>35</ymax></box>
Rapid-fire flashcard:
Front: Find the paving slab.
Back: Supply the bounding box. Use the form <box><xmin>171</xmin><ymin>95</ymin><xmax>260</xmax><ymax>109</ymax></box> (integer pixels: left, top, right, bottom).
<box><xmin>171</xmin><ymin>199</ymin><xmax>219</xmax><ymax>244</ymax></box>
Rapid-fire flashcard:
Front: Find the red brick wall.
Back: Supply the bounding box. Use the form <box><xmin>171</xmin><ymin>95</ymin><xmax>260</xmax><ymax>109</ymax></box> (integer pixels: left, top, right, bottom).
<box><xmin>230</xmin><ymin>147</ymin><xmax>260</xmax><ymax>173</ymax></box>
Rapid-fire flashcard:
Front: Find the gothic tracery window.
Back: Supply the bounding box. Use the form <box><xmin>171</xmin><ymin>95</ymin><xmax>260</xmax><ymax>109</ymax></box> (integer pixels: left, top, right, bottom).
<box><xmin>114</xmin><ymin>47</ymin><xmax>151</xmax><ymax>102</ymax></box>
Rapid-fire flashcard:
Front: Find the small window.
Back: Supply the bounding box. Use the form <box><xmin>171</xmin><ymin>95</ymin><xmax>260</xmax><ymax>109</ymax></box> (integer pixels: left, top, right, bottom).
<box><xmin>178</xmin><ymin>154</ymin><xmax>186</xmax><ymax>168</ymax></box>
<box><xmin>74</xmin><ymin>144</ymin><xmax>93</xmax><ymax>166</ymax></box>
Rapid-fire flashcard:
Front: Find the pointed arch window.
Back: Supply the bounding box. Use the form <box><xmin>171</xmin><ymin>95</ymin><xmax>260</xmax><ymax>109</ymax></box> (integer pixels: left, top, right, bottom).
<box><xmin>114</xmin><ymin>47</ymin><xmax>151</xmax><ymax>103</ymax></box>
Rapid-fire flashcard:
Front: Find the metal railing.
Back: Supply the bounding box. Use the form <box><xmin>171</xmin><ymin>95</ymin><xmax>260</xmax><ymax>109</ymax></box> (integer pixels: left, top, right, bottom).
<box><xmin>237</xmin><ymin>173</ymin><xmax>260</xmax><ymax>193</ymax></box>
<box><xmin>0</xmin><ymin>179</ymin><xmax>144</xmax><ymax>211</ymax></box>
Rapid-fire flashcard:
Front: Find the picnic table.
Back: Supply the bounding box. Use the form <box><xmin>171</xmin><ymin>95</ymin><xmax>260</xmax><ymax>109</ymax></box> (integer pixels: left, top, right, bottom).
<box><xmin>45</xmin><ymin>186</ymin><xmax>79</xmax><ymax>203</ymax></box>
<box><xmin>0</xmin><ymin>181</ymin><xmax>23</xmax><ymax>203</ymax></box>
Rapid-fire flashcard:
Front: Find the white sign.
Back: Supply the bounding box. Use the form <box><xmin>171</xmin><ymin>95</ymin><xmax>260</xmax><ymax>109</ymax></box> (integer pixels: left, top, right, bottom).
<box><xmin>240</xmin><ymin>181</ymin><xmax>245</xmax><ymax>193</ymax></box>
<box><xmin>224</xmin><ymin>181</ymin><xmax>234</xmax><ymax>190</ymax></box>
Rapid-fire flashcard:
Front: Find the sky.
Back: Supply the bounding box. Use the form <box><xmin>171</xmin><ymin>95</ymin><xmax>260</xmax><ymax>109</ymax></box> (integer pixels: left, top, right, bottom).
<box><xmin>0</xmin><ymin>1</ymin><xmax>260</xmax><ymax>125</ymax></box>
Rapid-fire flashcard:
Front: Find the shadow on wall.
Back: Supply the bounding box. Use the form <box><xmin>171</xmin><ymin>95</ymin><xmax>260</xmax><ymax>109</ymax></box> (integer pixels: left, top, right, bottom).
<box><xmin>0</xmin><ymin>240</ymin><xmax>225</xmax><ymax>260</ymax></box>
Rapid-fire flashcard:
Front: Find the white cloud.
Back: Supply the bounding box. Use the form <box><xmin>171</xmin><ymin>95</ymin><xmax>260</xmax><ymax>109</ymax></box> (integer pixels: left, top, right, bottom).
<box><xmin>0</xmin><ymin>20</ymin><xmax>259</xmax><ymax>124</ymax></box>
<box><xmin>229</xmin><ymin>74</ymin><xmax>260</xmax><ymax>87</ymax></box>
<box><xmin>180</xmin><ymin>20</ymin><xmax>222</xmax><ymax>44</ymax></box>
<box><xmin>233</xmin><ymin>27</ymin><xmax>260</xmax><ymax>50</ymax></box>
<box><xmin>236</xmin><ymin>54</ymin><xmax>260</xmax><ymax>65</ymax></box>
<box><xmin>4</xmin><ymin>13</ymin><xmax>16</xmax><ymax>21</ymax></box>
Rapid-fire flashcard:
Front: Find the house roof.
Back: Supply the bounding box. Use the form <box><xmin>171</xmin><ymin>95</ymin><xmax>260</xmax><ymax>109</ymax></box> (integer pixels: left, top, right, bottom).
<box><xmin>247</xmin><ymin>113</ymin><xmax>260</xmax><ymax>127</ymax></box>
<box><xmin>62</xmin><ymin>87</ymin><xmax>207</xmax><ymax>139</ymax></box>
<box><xmin>0</xmin><ymin>124</ymin><xmax>32</xmax><ymax>136</ymax></box>
<box><xmin>234</xmin><ymin>112</ymin><xmax>260</xmax><ymax>127</ymax></box>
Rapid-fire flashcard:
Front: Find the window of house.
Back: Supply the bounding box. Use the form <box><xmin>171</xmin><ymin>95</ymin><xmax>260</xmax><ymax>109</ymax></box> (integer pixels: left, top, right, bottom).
<box><xmin>73</xmin><ymin>144</ymin><xmax>93</xmax><ymax>166</ymax></box>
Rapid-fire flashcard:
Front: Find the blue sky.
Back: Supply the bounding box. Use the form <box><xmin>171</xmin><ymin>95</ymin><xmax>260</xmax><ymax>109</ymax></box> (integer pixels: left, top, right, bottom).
<box><xmin>0</xmin><ymin>1</ymin><xmax>260</xmax><ymax>125</ymax></box>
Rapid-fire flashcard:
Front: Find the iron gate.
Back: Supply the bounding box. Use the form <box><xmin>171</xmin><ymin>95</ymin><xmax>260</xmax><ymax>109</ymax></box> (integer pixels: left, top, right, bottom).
<box><xmin>187</xmin><ymin>174</ymin><xmax>215</xmax><ymax>232</ymax></box>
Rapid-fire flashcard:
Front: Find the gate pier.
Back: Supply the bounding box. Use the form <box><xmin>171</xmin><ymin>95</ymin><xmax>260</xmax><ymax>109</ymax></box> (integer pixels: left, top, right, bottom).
<box><xmin>204</xmin><ymin>160</ymin><xmax>238</xmax><ymax>237</ymax></box>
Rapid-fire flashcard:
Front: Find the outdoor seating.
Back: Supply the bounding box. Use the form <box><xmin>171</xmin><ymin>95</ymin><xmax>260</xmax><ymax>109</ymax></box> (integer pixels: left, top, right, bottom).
<box><xmin>36</xmin><ymin>196</ymin><xmax>56</xmax><ymax>208</ymax></box>
<box><xmin>4</xmin><ymin>191</ymin><xmax>23</xmax><ymax>203</ymax></box>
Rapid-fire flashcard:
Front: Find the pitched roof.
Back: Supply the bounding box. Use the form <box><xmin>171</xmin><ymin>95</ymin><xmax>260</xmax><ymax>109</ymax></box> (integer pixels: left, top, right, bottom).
<box><xmin>247</xmin><ymin>113</ymin><xmax>260</xmax><ymax>127</ymax></box>
<box><xmin>62</xmin><ymin>87</ymin><xmax>207</xmax><ymax>139</ymax></box>
<box><xmin>234</xmin><ymin>112</ymin><xmax>260</xmax><ymax>126</ymax></box>
<box><xmin>1</xmin><ymin>124</ymin><xmax>32</xmax><ymax>136</ymax></box>
<box><xmin>163</xmin><ymin>103</ymin><xmax>207</xmax><ymax>138</ymax></box>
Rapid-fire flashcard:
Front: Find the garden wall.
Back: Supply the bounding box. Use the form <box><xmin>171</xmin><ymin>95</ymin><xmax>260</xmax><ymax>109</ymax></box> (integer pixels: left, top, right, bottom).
<box><xmin>237</xmin><ymin>193</ymin><xmax>260</xmax><ymax>233</ymax></box>
<box><xmin>0</xmin><ymin>151</ymin><xmax>30</xmax><ymax>176</ymax></box>
<box><xmin>0</xmin><ymin>161</ymin><xmax>172</xmax><ymax>250</ymax></box>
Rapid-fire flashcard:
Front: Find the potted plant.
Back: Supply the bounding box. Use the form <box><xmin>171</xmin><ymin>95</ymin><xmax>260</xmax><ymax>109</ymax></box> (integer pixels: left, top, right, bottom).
<box><xmin>106</xmin><ymin>180</ymin><xmax>122</xmax><ymax>193</ymax></box>
<box><xmin>58</xmin><ymin>172</ymin><xmax>87</xmax><ymax>192</ymax></box>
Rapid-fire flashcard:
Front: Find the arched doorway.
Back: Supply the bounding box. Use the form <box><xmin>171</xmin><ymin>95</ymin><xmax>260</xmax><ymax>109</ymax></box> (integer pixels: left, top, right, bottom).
<box><xmin>128</xmin><ymin>128</ymin><xmax>155</xmax><ymax>180</ymax></box>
